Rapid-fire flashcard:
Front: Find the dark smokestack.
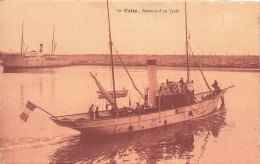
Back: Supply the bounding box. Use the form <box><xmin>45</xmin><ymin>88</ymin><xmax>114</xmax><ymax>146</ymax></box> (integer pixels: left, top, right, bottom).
<box><xmin>39</xmin><ymin>44</ymin><xmax>43</xmax><ymax>53</ymax></box>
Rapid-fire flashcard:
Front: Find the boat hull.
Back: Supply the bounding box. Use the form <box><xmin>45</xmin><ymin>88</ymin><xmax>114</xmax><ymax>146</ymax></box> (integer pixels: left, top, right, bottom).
<box><xmin>2</xmin><ymin>54</ymin><xmax>72</xmax><ymax>71</ymax></box>
<box><xmin>51</xmin><ymin>90</ymin><xmax>226</xmax><ymax>136</ymax></box>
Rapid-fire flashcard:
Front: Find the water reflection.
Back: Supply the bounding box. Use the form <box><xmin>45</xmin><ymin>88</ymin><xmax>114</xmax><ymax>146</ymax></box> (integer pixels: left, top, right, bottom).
<box><xmin>51</xmin><ymin>74</ymin><xmax>56</xmax><ymax>96</ymax></box>
<box><xmin>49</xmin><ymin>110</ymin><xmax>227</xmax><ymax>163</ymax></box>
<box><xmin>20</xmin><ymin>85</ymin><xmax>24</xmax><ymax>110</ymax></box>
<box><xmin>39</xmin><ymin>78</ymin><xmax>43</xmax><ymax>97</ymax></box>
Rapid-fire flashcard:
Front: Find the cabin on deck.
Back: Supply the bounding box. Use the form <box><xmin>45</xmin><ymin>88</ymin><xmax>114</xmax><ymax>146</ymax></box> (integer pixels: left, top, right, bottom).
<box><xmin>156</xmin><ymin>79</ymin><xmax>195</xmax><ymax>110</ymax></box>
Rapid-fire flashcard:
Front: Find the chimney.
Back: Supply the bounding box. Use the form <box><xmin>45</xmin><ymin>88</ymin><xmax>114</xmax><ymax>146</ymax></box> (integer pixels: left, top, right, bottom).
<box><xmin>39</xmin><ymin>44</ymin><xmax>43</xmax><ymax>53</ymax></box>
<box><xmin>147</xmin><ymin>59</ymin><xmax>158</xmax><ymax>106</ymax></box>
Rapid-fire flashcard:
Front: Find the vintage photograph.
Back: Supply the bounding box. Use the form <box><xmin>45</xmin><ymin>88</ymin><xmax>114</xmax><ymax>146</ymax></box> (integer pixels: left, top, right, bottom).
<box><xmin>0</xmin><ymin>0</ymin><xmax>259</xmax><ymax>163</ymax></box>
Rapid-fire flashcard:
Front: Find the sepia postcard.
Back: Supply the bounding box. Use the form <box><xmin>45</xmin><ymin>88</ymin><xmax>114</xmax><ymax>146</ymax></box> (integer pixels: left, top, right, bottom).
<box><xmin>0</xmin><ymin>0</ymin><xmax>259</xmax><ymax>163</ymax></box>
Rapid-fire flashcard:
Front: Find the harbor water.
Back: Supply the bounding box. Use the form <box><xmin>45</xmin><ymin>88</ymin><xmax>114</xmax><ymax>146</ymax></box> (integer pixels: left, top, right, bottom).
<box><xmin>0</xmin><ymin>66</ymin><xmax>259</xmax><ymax>163</ymax></box>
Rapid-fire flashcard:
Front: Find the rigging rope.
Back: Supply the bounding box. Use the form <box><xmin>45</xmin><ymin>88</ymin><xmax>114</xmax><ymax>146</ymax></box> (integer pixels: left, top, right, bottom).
<box><xmin>114</xmin><ymin>48</ymin><xmax>145</xmax><ymax>100</ymax></box>
<box><xmin>188</xmin><ymin>43</ymin><xmax>212</xmax><ymax>92</ymax></box>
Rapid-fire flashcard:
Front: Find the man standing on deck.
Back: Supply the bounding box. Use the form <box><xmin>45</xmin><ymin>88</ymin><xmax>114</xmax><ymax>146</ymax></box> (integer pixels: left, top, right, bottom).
<box><xmin>179</xmin><ymin>77</ymin><xmax>185</xmax><ymax>91</ymax></box>
<box><xmin>105</xmin><ymin>102</ymin><xmax>110</xmax><ymax>110</ymax></box>
<box><xmin>187</xmin><ymin>80</ymin><xmax>195</xmax><ymax>103</ymax></box>
<box><xmin>95</xmin><ymin>107</ymin><xmax>99</xmax><ymax>120</ymax></box>
<box><xmin>212</xmin><ymin>80</ymin><xmax>221</xmax><ymax>95</ymax></box>
<box><xmin>136</xmin><ymin>102</ymin><xmax>140</xmax><ymax>115</ymax></box>
<box><xmin>179</xmin><ymin>77</ymin><xmax>185</xmax><ymax>84</ymax></box>
<box><xmin>88</xmin><ymin>104</ymin><xmax>94</xmax><ymax>120</ymax></box>
<box><xmin>111</xmin><ymin>107</ymin><xmax>116</xmax><ymax>118</ymax></box>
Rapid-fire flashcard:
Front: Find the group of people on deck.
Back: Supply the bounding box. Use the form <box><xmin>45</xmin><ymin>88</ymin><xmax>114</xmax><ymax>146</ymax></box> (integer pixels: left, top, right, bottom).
<box><xmin>179</xmin><ymin>78</ymin><xmax>195</xmax><ymax>93</ymax></box>
<box><xmin>88</xmin><ymin>104</ymin><xmax>99</xmax><ymax>120</ymax></box>
<box><xmin>179</xmin><ymin>78</ymin><xmax>221</xmax><ymax>94</ymax></box>
<box><xmin>88</xmin><ymin>102</ymin><xmax>147</xmax><ymax>120</ymax></box>
<box><xmin>88</xmin><ymin>78</ymin><xmax>221</xmax><ymax>120</ymax></box>
<box><xmin>159</xmin><ymin>78</ymin><xmax>195</xmax><ymax>94</ymax></box>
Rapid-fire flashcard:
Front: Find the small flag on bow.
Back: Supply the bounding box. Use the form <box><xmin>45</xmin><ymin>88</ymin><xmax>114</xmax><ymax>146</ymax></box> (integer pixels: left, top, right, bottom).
<box><xmin>20</xmin><ymin>101</ymin><xmax>37</xmax><ymax>122</ymax></box>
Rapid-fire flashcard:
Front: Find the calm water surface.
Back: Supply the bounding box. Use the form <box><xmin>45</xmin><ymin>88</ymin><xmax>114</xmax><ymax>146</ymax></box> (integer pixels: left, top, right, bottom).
<box><xmin>0</xmin><ymin>66</ymin><xmax>259</xmax><ymax>164</ymax></box>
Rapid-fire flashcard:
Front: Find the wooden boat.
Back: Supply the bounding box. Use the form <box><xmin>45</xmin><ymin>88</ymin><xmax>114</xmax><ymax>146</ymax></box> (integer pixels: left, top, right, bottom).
<box><xmin>21</xmin><ymin>0</ymin><xmax>233</xmax><ymax>136</ymax></box>
<box><xmin>51</xmin><ymin>87</ymin><xmax>231</xmax><ymax>136</ymax></box>
<box><xmin>48</xmin><ymin>0</ymin><xmax>234</xmax><ymax>136</ymax></box>
<box><xmin>97</xmin><ymin>89</ymin><xmax>128</xmax><ymax>99</ymax></box>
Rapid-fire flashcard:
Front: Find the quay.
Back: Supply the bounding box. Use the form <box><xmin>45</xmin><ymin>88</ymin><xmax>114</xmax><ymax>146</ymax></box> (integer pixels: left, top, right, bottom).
<box><xmin>0</xmin><ymin>53</ymin><xmax>259</xmax><ymax>69</ymax></box>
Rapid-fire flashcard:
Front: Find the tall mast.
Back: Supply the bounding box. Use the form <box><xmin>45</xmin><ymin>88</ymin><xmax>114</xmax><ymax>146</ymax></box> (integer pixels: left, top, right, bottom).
<box><xmin>185</xmin><ymin>0</ymin><xmax>190</xmax><ymax>82</ymax></box>
<box><xmin>21</xmin><ymin>22</ymin><xmax>24</xmax><ymax>55</ymax></box>
<box><xmin>184</xmin><ymin>1</ymin><xmax>211</xmax><ymax>92</ymax></box>
<box><xmin>106</xmin><ymin>0</ymin><xmax>117</xmax><ymax>108</ymax></box>
<box><xmin>51</xmin><ymin>25</ymin><xmax>55</xmax><ymax>55</ymax></box>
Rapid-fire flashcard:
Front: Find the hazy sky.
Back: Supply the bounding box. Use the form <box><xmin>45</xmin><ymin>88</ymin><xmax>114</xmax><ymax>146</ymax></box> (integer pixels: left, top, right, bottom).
<box><xmin>0</xmin><ymin>0</ymin><xmax>258</xmax><ymax>55</ymax></box>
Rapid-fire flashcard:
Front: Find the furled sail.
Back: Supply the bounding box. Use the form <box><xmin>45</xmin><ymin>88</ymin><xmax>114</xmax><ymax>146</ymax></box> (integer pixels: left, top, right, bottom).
<box><xmin>90</xmin><ymin>72</ymin><xmax>115</xmax><ymax>106</ymax></box>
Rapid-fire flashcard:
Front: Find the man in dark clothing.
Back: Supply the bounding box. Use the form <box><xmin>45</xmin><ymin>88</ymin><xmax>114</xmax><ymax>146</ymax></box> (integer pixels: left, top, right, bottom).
<box><xmin>212</xmin><ymin>80</ymin><xmax>221</xmax><ymax>95</ymax></box>
<box><xmin>88</xmin><ymin>104</ymin><xmax>94</xmax><ymax>120</ymax></box>
<box><xmin>105</xmin><ymin>103</ymin><xmax>110</xmax><ymax>110</ymax></box>
<box><xmin>179</xmin><ymin>78</ymin><xmax>185</xmax><ymax>85</ymax></box>
<box><xmin>212</xmin><ymin>80</ymin><xmax>220</xmax><ymax>90</ymax></box>
<box><xmin>95</xmin><ymin>107</ymin><xmax>99</xmax><ymax>120</ymax></box>
<box><xmin>136</xmin><ymin>102</ymin><xmax>140</xmax><ymax>115</ymax></box>
<box><xmin>179</xmin><ymin>78</ymin><xmax>185</xmax><ymax>91</ymax></box>
<box><xmin>123</xmin><ymin>106</ymin><xmax>127</xmax><ymax>117</ymax></box>
<box><xmin>111</xmin><ymin>107</ymin><xmax>116</xmax><ymax>118</ymax></box>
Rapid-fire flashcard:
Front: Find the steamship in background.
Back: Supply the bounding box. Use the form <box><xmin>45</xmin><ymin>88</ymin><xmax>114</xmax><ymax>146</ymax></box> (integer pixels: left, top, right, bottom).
<box><xmin>1</xmin><ymin>22</ymin><xmax>258</xmax><ymax>71</ymax></box>
<box><xmin>1</xmin><ymin>24</ymin><xmax>72</xmax><ymax>71</ymax></box>
<box><xmin>20</xmin><ymin>0</ymin><xmax>233</xmax><ymax>136</ymax></box>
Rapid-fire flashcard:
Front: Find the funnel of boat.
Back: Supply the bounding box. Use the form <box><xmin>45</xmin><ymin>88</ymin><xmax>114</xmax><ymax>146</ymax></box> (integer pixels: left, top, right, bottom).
<box><xmin>147</xmin><ymin>59</ymin><xmax>158</xmax><ymax>107</ymax></box>
<box><xmin>39</xmin><ymin>44</ymin><xmax>43</xmax><ymax>53</ymax></box>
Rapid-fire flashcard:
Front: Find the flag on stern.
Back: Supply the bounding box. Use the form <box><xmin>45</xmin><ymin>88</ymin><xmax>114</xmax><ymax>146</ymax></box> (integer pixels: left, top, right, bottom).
<box><xmin>19</xmin><ymin>101</ymin><xmax>37</xmax><ymax>122</ymax></box>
